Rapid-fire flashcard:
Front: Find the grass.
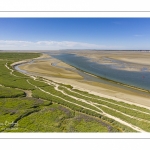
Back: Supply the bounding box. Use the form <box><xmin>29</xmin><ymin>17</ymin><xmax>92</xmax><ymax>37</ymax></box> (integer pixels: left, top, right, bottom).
<box><xmin>0</xmin><ymin>52</ymin><xmax>149</xmax><ymax>132</ymax></box>
<box><xmin>41</xmin><ymin>85</ymin><xmax>103</xmax><ymax>112</ymax></box>
<box><xmin>11</xmin><ymin>104</ymin><xmax>116</xmax><ymax>132</ymax></box>
<box><xmin>28</xmin><ymin>79</ymin><xmax>49</xmax><ymax>87</ymax></box>
<box><xmin>59</xmin><ymin>85</ymin><xmax>150</xmax><ymax>121</ymax></box>
<box><xmin>32</xmin><ymin>85</ymin><xmax>136</xmax><ymax>132</ymax></box>
<box><xmin>0</xmin><ymin>77</ymin><xmax>35</xmax><ymax>90</ymax></box>
<box><xmin>61</xmin><ymin>84</ymin><xmax>150</xmax><ymax>114</ymax></box>
<box><xmin>58</xmin><ymin>84</ymin><xmax>150</xmax><ymax>131</ymax></box>
<box><xmin>32</xmin><ymin>88</ymin><xmax>101</xmax><ymax>115</ymax></box>
<box><xmin>0</xmin><ymin>86</ymin><xmax>25</xmax><ymax>98</ymax></box>
<box><xmin>0</xmin><ymin>97</ymin><xmax>50</xmax><ymax>131</ymax></box>
<box><xmin>0</xmin><ymin>60</ymin><xmax>35</xmax><ymax>90</ymax></box>
<box><xmin>0</xmin><ymin>52</ymin><xmax>41</xmax><ymax>61</ymax></box>
<box><xmin>99</xmin><ymin>105</ymin><xmax>150</xmax><ymax>132</ymax></box>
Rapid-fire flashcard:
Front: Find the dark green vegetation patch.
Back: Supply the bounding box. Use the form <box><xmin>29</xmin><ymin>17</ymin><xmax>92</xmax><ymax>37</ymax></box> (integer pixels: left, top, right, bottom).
<box><xmin>0</xmin><ymin>86</ymin><xmax>25</xmax><ymax>98</ymax></box>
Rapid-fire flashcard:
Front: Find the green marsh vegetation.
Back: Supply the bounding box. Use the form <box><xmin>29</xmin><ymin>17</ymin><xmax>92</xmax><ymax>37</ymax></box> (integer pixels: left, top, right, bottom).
<box><xmin>54</xmin><ymin>83</ymin><xmax>150</xmax><ymax>132</ymax></box>
<box><xmin>0</xmin><ymin>52</ymin><xmax>150</xmax><ymax>132</ymax></box>
<box><xmin>0</xmin><ymin>86</ymin><xmax>25</xmax><ymax>98</ymax></box>
<box><xmin>0</xmin><ymin>52</ymin><xmax>117</xmax><ymax>132</ymax></box>
<box><xmin>13</xmin><ymin>104</ymin><xmax>117</xmax><ymax>132</ymax></box>
<box><xmin>58</xmin><ymin>85</ymin><xmax>150</xmax><ymax>121</ymax></box>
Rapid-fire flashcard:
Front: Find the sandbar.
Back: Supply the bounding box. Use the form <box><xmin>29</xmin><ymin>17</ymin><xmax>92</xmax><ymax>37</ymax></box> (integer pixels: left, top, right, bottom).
<box><xmin>16</xmin><ymin>52</ymin><xmax>150</xmax><ymax>109</ymax></box>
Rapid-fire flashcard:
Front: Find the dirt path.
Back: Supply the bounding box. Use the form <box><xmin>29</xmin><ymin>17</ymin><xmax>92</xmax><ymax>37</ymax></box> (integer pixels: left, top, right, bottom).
<box><xmin>27</xmin><ymin>79</ymin><xmax>102</xmax><ymax>115</ymax></box>
<box><xmin>48</xmin><ymin>81</ymin><xmax>150</xmax><ymax>123</ymax></box>
<box><xmin>58</xmin><ymin>84</ymin><xmax>150</xmax><ymax>123</ymax></box>
<box><xmin>61</xmin><ymin>85</ymin><xmax>150</xmax><ymax>115</ymax></box>
<box><xmin>5</xmin><ymin>63</ymin><xmax>18</xmax><ymax>77</ymax></box>
<box><xmin>34</xmin><ymin>78</ymin><xmax>146</xmax><ymax>132</ymax></box>
<box><xmin>95</xmin><ymin>103</ymin><xmax>150</xmax><ymax>123</ymax></box>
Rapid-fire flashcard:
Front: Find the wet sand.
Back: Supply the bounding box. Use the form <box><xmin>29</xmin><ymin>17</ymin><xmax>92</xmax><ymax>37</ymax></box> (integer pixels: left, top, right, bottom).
<box><xmin>19</xmin><ymin>55</ymin><xmax>83</xmax><ymax>79</ymax></box>
<box><xmin>70</xmin><ymin>50</ymin><xmax>150</xmax><ymax>72</ymax></box>
<box><xmin>15</xmin><ymin>52</ymin><xmax>150</xmax><ymax>109</ymax></box>
<box><xmin>71</xmin><ymin>50</ymin><xmax>150</xmax><ymax>64</ymax></box>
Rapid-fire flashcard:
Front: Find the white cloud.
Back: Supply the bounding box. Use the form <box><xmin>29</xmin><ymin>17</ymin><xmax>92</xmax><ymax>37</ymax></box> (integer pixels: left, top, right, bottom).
<box><xmin>0</xmin><ymin>40</ymin><xmax>107</xmax><ymax>50</ymax></box>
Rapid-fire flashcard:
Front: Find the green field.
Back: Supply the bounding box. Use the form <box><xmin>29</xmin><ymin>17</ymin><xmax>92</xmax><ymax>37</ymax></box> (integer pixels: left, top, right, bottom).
<box><xmin>1</xmin><ymin>52</ymin><xmax>150</xmax><ymax>132</ymax></box>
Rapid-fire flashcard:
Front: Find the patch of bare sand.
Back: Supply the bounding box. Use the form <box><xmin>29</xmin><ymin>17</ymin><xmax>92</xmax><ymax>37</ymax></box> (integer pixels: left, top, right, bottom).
<box><xmin>36</xmin><ymin>53</ymin><xmax>50</xmax><ymax>59</ymax></box>
<box><xmin>73</xmin><ymin>50</ymin><xmax>150</xmax><ymax>64</ymax></box>
<box><xmin>19</xmin><ymin>59</ymin><xmax>83</xmax><ymax>79</ymax></box>
<box><xmin>110</xmin><ymin>52</ymin><xmax>150</xmax><ymax>66</ymax></box>
<box><xmin>73</xmin><ymin>50</ymin><xmax>150</xmax><ymax>72</ymax></box>
<box><xmin>34</xmin><ymin>55</ymin><xmax>75</xmax><ymax>70</ymax></box>
<box><xmin>24</xmin><ymin>90</ymin><xmax>32</xmax><ymax>97</ymax></box>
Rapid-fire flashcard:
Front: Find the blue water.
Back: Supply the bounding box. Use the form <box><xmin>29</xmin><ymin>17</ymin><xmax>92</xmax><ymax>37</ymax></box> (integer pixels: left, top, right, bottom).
<box><xmin>47</xmin><ymin>53</ymin><xmax>150</xmax><ymax>91</ymax></box>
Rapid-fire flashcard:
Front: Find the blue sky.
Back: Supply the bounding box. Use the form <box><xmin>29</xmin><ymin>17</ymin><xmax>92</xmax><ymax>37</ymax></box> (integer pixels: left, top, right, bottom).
<box><xmin>0</xmin><ymin>18</ymin><xmax>150</xmax><ymax>50</ymax></box>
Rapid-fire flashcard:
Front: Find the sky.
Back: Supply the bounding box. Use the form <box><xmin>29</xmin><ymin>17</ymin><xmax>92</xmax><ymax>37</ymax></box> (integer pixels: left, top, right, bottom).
<box><xmin>0</xmin><ymin>18</ymin><xmax>150</xmax><ymax>50</ymax></box>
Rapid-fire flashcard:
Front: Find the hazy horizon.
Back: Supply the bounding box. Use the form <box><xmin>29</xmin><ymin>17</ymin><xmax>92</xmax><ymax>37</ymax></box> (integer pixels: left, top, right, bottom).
<box><xmin>1</xmin><ymin>18</ymin><xmax>150</xmax><ymax>50</ymax></box>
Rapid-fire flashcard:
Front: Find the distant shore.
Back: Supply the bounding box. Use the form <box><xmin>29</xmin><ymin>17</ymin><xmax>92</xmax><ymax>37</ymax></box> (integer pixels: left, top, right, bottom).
<box><xmin>71</xmin><ymin>50</ymin><xmax>150</xmax><ymax>72</ymax></box>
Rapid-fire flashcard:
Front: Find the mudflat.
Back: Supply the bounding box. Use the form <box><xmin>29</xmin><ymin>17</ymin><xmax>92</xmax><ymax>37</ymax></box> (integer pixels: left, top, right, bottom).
<box><xmin>18</xmin><ymin>51</ymin><xmax>150</xmax><ymax>109</ymax></box>
<box><xmin>70</xmin><ymin>50</ymin><xmax>150</xmax><ymax>72</ymax></box>
<box><xmin>19</xmin><ymin>55</ymin><xmax>83</xmax><ymax>79</ymax></box>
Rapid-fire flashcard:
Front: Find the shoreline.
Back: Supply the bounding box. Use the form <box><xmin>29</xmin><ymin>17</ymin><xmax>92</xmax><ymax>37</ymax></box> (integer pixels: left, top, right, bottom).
<box><xmin>54</xmin><ymin>57</ymin><xmax>150</xmax><ymax>93</ymax></box>
<box><xmin>41</xmin><ymin>76</ymin><xmax>150</xmax><ymax>110</ymax></box>
<box><xmin>49</xmin><ymin>51</ymin><xmax>150</xmax><ymax>91</ymax></box>
<box><xmin>13</xmin><ymin>53</ymin><xmax>150</xmax><ymax>109</ymax></box>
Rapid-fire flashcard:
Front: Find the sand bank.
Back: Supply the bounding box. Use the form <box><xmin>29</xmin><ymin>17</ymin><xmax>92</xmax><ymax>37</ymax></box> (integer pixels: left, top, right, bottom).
<box><xmin>19</xmin><ymin>55</ymin><xmax>82</xmax><ymax>79</ymax></box>
<box><xmin>71</xmin><ymin>50</ymin><xmax>150</xmax><ymax>72</ymax></box>
<box><xmin>16</xmin><ymin>52</ymin><xmax>150</xmax><ymax>109</ymax></box>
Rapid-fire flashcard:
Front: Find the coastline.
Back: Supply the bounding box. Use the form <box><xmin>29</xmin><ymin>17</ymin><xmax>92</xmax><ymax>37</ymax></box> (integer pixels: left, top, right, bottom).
<box><xmin>12</xmin><ymin>53</ymin><xmax>150</xmax><ymax>109</ymax></box>
<box><xmin>49</xmin><ymin>51</ymin><xmax>150</xmax><ymax>91</ymax></box>
<box><xmin>53</xmin><ymin>57</ymin><xmax>150</xmax><ymax>93</ymax></box>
